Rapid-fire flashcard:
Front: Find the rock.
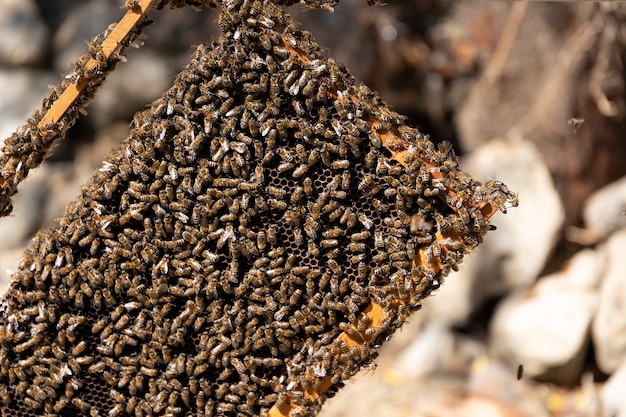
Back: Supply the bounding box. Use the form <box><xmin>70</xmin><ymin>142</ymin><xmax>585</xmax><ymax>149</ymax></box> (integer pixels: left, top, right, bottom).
<box><xmin>463</xmin><ymin>138</ymin><xmax>564</xmax><ymax>289</ymax></box>
<box><xmin>422</xmin><ymin>139</ymin><xmax>564</xmax><ymax>327</ymax></box>
<box><xmin>582</xmin><ymin>176</ymin><xmax>626</xmax><ymax>242</ymax></box>
<box><xmin>468</xmin><ymin>357</ymin><xmax>525</xmax><ymax>402</ymax></box>
<box><xmin>0</xmin><ymin>0</ymin><xmax>49</xmax><ymax>67</ymax></box>
<box><xmin>0</xmin><ymin>163</ymin><xmax>51</xmax><ymax>251</ymax></box>
<box><xmin>490</xmin><ymin>249</ymin><xmax>602</xmax><ymax>385</ymax></box>
<box><xmin>430</xmin><ymin>394</ymin><xmax>532</xmax><ymax>417</ymax></box>
<box><xmin>0</xmin><ymin>248</ymin><xmax>25</xmax><ymax>295</ymax></box>
<box><xmin>592</xmin><ymin>228</ymin><xmax>626</xmax><ymax>374</ymax></box>
<box><xmin>0</xmin><ymin>68</ymin><xmax>57</xmax><ymax>140</ymax></box>
<box><xmin>421</xmin><ymin>256</ymin><xmax>479</xmax><ymax>327</ymax></box>
<box><xmin>73</xmin><ymin>122</ymin><xmax>129</xmax><ymax>176</ymax></box>
<box><xmin>601</xmin><ymin>359</ymin><xmax>626</xmax><ymax>417</ymax></box>
<box><xmin>386</xmin><ymin>323</ymin><xmax>455</xmax><ymax>380</ymax></box>
<box><xmin>40</xmin><ymin>162</ymin><xmax>84</xmax><ymax>231</ymax></box>
<box><xmin>89</xmin><ymin>50</ymin><xmax>174</xmax><ymax>127</ymax></box>
<box><xmin>52</xmin><ymin>0</ymin><xmax>123</xmax><ymax>74</ymax></box>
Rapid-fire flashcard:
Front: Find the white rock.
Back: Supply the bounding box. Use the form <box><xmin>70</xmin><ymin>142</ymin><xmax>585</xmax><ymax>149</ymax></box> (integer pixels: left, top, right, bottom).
<box><xmin>421</xmin><ymin>254</ymin><xmax>479</xmax><ymax>327</ymax></box>
<box><xmin>0</xmin><ymin>164</ymin><xmax>50</xmax><ymax>251</ymax></box>
<box><xmin>0</xmin><ymin>69</ymin><xmax>57</xmax><ymax>140</ymax></box>
<box><xmin>592</xmin><ymin>228</ymin><xmax>626</xmax><ymax>374</ymax></box>
<box><xmin>490</xmin><ymin>249</ymin><xmax>601</xmax><ymax>385</ymax></box>
<box><xmin>422</xmin><ymin>139</ymin><xmax>564</xmax><ymax>327</ymax></box>
<box><xmin>387</xmin><ymin>323</ymin><xmax>455</xmax><ymax>380</ymax></box>
<box><xmin>0</xmin><ymin>247</ymin><xmax>25</xmax><ymax>296</ymax></box>
<box><xmin>583</xmin><ymin>176</ymin><xmax>626</xmax><ymax>242</ymax></box>
<box><xmin>89</xmin><ymin>51</ymin><xmax>173</xmax><ymax>127</ymax></box>
<box><xmin>463</xmin><ymin>138</ymin><xmax>564</xmax><ymax>289</ymax></box>
<box><xmin>0</xmin><ymin>0</ymin><xmax>49</xmax><ymax>66</ymax></box>
<box><xmin>52</xmin><ymin>1</ymin><xmax>123</xmax><ymax>74</ymax></box>
<box><xmin>601</xmin><ymin>359</ymin><xmax>626</xmax><ymax>417</ymax></box>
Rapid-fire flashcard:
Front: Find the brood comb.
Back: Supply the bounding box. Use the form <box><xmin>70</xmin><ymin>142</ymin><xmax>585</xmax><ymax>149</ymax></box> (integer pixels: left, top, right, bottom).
<box><xmin>0</xmin><ymin>0</ymin><xmax>517</xmax><ymax>416</ymax></box>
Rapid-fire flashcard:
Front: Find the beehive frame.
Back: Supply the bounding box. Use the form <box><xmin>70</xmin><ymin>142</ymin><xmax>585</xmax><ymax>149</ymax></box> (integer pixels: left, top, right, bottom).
<box><xmin>0</xmin><ymin>1</ymin><xmax>516</xmax><ymax>416</ymax></box>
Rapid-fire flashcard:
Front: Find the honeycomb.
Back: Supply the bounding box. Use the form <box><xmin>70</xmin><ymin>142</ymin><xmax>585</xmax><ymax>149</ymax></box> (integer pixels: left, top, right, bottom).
<box><xmin>0</xmin><ymin>0</ymin><xmax>516</xmax><ymax>416</ymax></box>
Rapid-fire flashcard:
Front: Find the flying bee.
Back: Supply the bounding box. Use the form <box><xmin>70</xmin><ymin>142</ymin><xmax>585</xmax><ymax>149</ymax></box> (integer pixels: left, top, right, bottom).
<box><xmin>567</xmin><ymin>117</ymin><xmax>585</xmax><ymax>134</ymax></box>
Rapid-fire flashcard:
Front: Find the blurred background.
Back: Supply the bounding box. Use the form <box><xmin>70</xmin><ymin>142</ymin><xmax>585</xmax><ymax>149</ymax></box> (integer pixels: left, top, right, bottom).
<box><xmin>1</xmin><ymin>0</ymin><xmax>626</xmax><ymax>416</ymax></box>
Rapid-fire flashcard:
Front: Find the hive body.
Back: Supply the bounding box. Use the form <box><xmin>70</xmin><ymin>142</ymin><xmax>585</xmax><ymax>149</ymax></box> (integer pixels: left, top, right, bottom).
<box><xmin>0</xmin><ymin>1</ymin><xmax>514</xmax><ymax>416</ymax></box>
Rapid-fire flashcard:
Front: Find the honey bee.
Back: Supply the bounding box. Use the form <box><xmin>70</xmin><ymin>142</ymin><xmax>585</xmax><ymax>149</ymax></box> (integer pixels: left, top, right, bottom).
<box><xmin>350</xmin><ymin>231</ymin><xmax>370</xmax><ymax>241</ymax></box>
<box><xmin>327</xmin><ymin>259</ymin><xmax>342</xmax><ymax>275</ymax></box>
<box><xmin>329</xmin><ymin>190</ymin><xmax>346</xmax><ymax>199</ymax></box>
<box><xmin>357</xmin><ymin>213</ymin><xmax>373</xmax><ymax>230</ymax></box>
<box><xmin>326</xmin><ymin>207</ymin><xmax>343</xmax><ymax>222</ymax></box>
<box><xmin>431</xmin><ymin>241</ymin><xmax>442</xmax><ymax>258</ymax></box>
<box><xmin>567</xmin><ymin>117</ymin><xmax>585</xmax><ymax>134</ymax></box>
<box><xmin>293</xmin><ymin>164</ymin><xmax>309</xmax><ymax>178</ymax></box>
<box><xmin>292</xmin><ymin>227</ymin><xmax>304</xmax><ymax>246</ymax></box>
<box><xmin>320</xmin><ymin>239</ymin><xmax>338</xmax><ymax>248</ymax></box>
<box><xmin>330</xmin><ymin>160</ymin><xmax>350</xmax><ymax>170</ymax></box>
<box><xmin>385</xmin><ymin>137</ymin><xmax>406</xmax><ymax>151</ymax></box>
<box><xmin>277</xmin><ymin>162</ymin><xmax>295</xmax><ymax>173</ymax></box>
<box><xmin>307</xmin><ymin>241</ymin><xmax>320</xmax><ymax>257</ymax></box>
<box><xmin>71</xmin><ymin>340</ymin><xmax>88</xmax><ymax>356</ymax></box>
<box><xmin>322</xmin><ymin>227</ymin><xmax>343</xmax><ymax>239</ymax></box>
<box><xmin>348</xmin><ymin>242</ymin><xmax>366</xmax><ymax>252</ymax></box>
<box><xmin>71</xmin><ymin>397</ymin><xmax>90</xmax><ymax>414</ymax></box>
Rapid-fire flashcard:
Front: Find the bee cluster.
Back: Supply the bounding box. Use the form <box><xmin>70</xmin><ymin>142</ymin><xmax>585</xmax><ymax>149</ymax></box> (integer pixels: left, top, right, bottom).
<box><xmin>0</xmin><ymin>0</ymin><xmax>515</xmax><ymax>416</ymax></box>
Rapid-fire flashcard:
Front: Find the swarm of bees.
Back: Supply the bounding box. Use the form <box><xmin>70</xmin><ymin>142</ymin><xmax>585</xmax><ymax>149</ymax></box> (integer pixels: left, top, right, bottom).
<box><xmin>0</xmin><ymin>0</ymin><xmax>516</xmax><ymax>416</ymax></box>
